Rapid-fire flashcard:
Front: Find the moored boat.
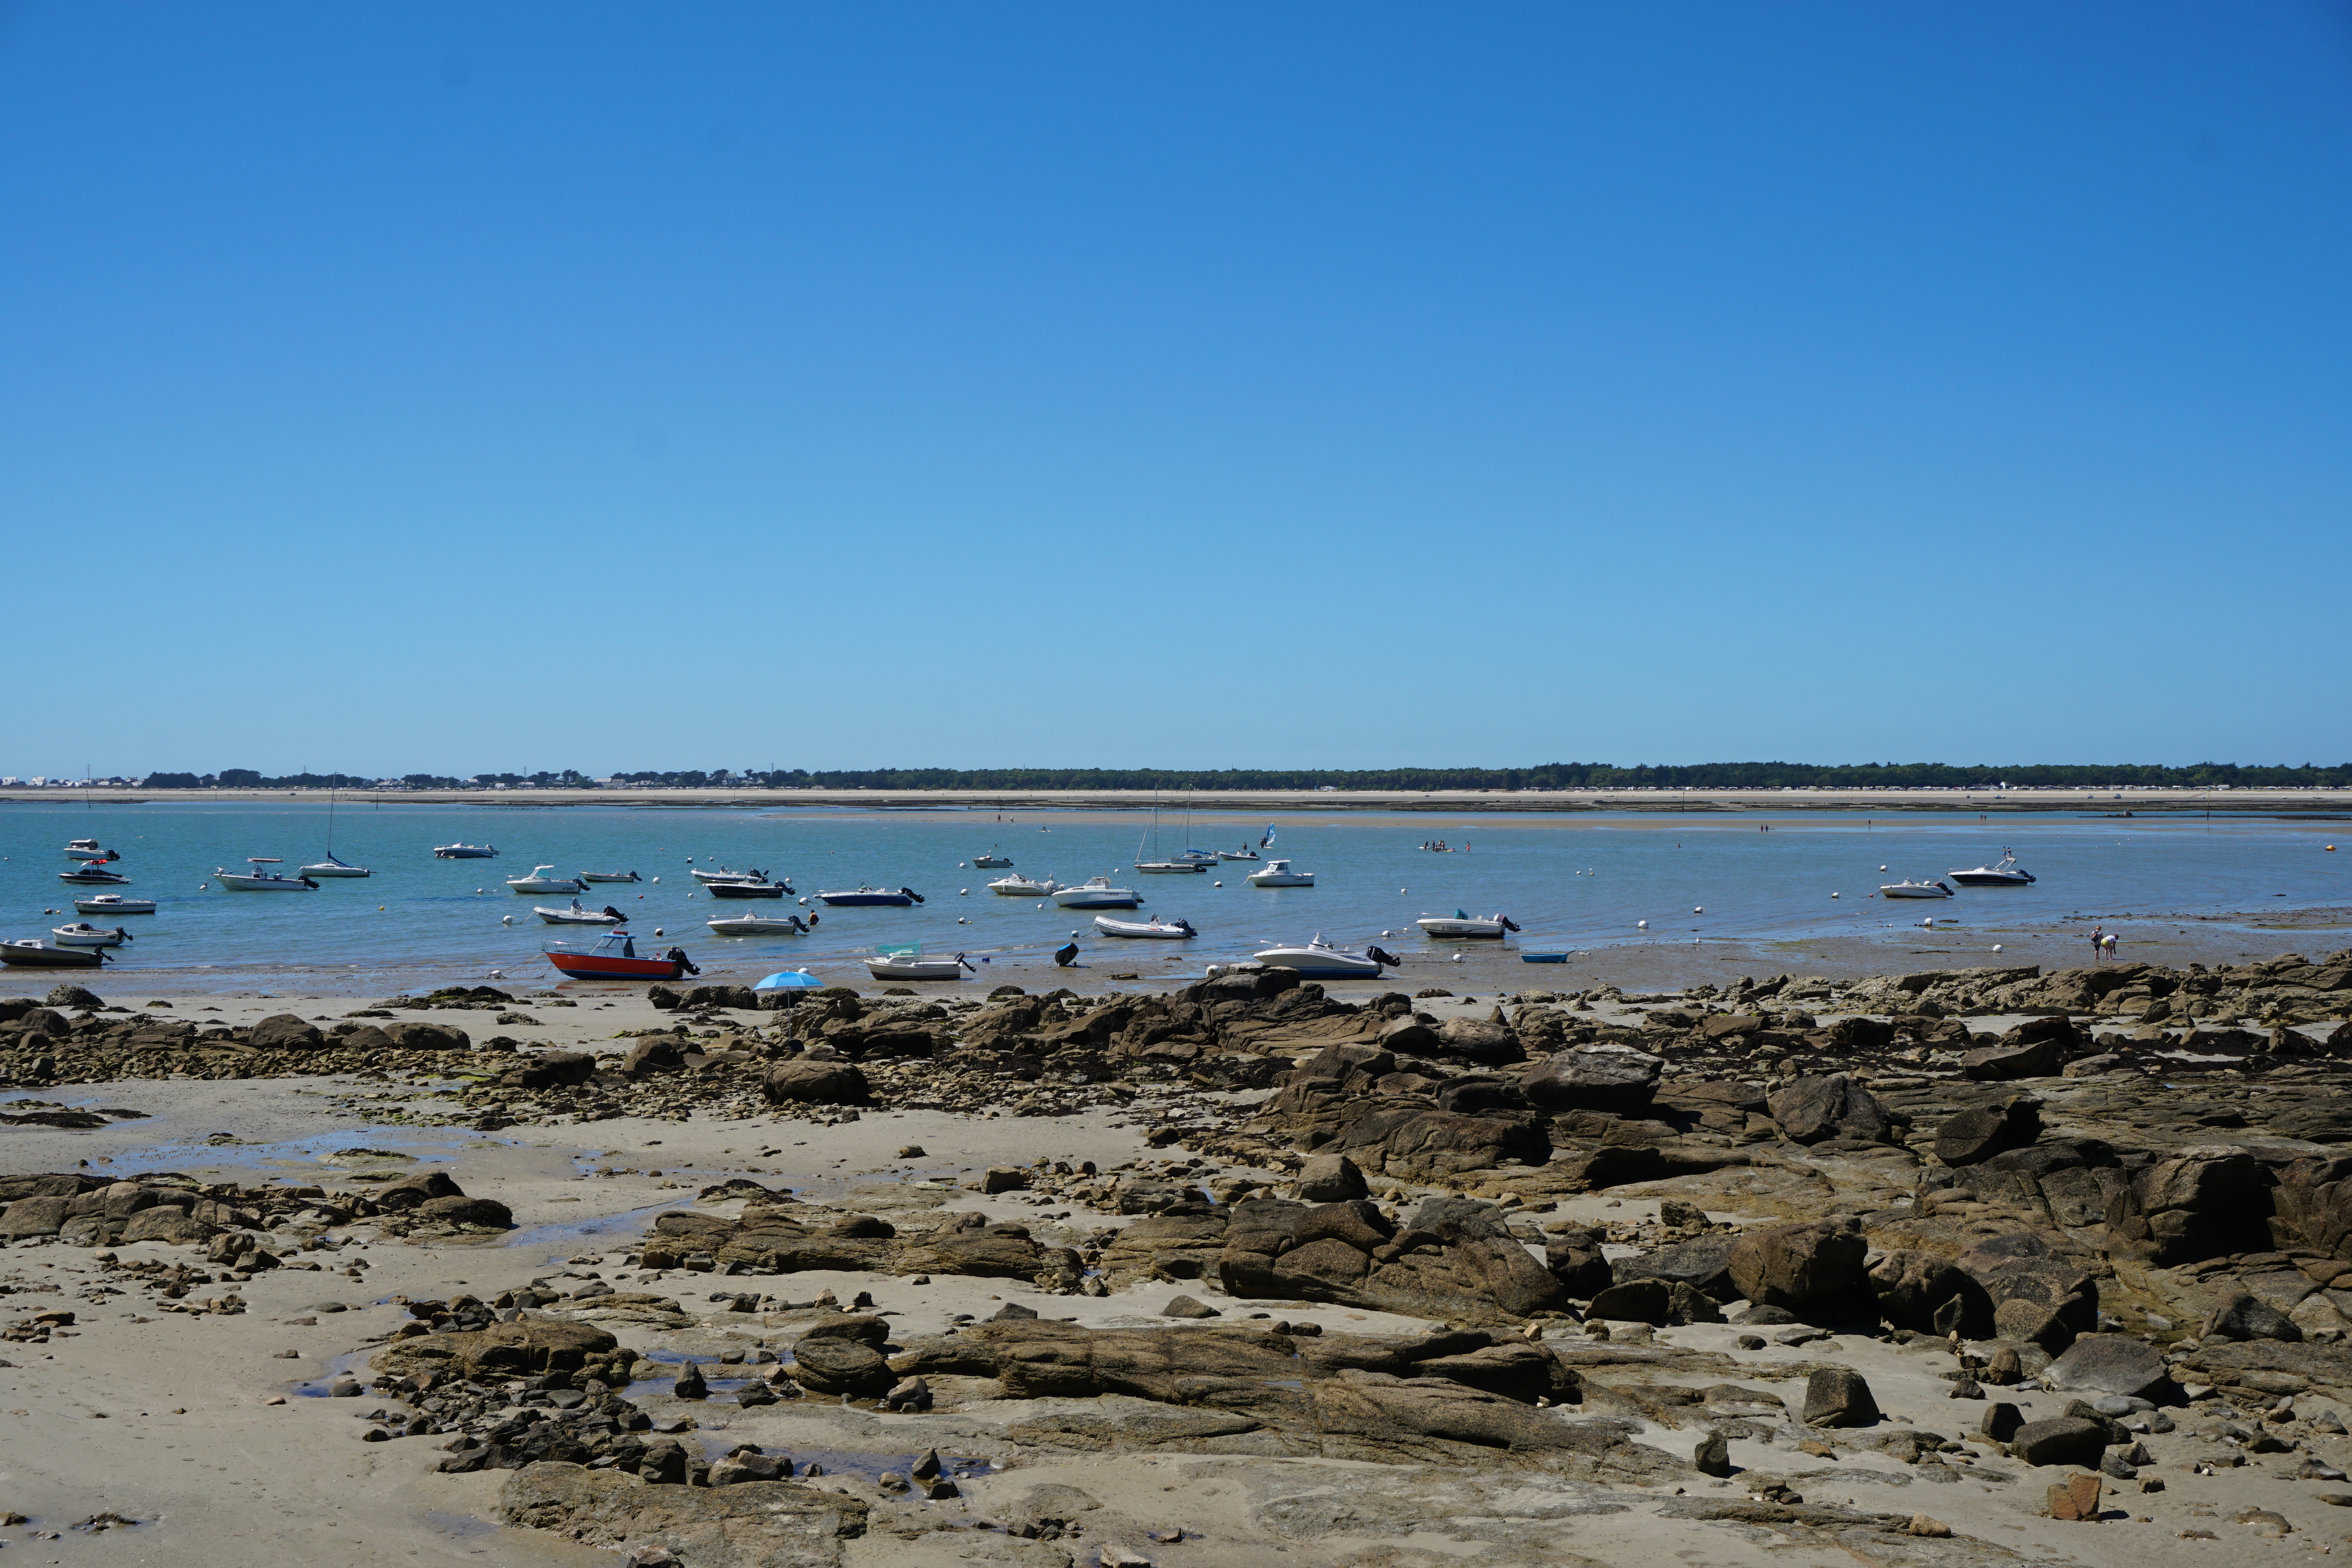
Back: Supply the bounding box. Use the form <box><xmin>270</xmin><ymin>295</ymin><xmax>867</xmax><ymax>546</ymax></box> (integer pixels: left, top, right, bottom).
<box><xmin>73</xmin><ymin>894</ymin><xmax>155</xmax><ymax>916</ymax></box>
<box><xmin>987</xmin><ymin>874</ymin><xmax>1061</xmax><ymax>897</ymax></box>
<box><xmin>1215</xmin><ymin>847</ymin><xmax>1260</xmax><ymax>861</ymax></box>
<box><xmin>62</xmin><ymin>840</ymin><xmax>119</xmax><ymax>862</ymax></box>
<box><xmin>214</xmin><ymin>858</ymin><xmax>320</xmax><ymax>891</ymax></box>
<box><xmin>706</xmin><ymin>877</ymin><xmax>792</xmax><ymax>900</ymax></box>
<box><xmin>51</xmin><ymin>923</ymin><xmax>131</xmax><ymax>948</ymax></box>
<box><xmin>1093</xmin><ymin>915</ymin><xmax>1196</xmax><ymax>939</ymax></box>
<box><xmin>434</xmin><ymin>843</ymin><xmax>498</xmax><ymax>858</ymax></box>
<box><xmin>707</xmin><ymin>913</ymin><xmax>810</xmax><ymax>936</ymax></box>
<box><xmin>536</xmin><ymin>900</ymin><xmax>628</xmax><ymax>925</ymax></box>
<box><xmin>973</xmin><ymin>851</ymin><xmax>1014</xmax><ymax>868</ymax></box>
<box><xmin>1949</xmin><ymin>851</ymin><xmax>2036</xmax><ymax>887</ymax></box>
<box><xmin>543</xmin><ymin>930</ymin><xmax>699</xmax><ymax>980</ymax></box>
<box><xmin>863</xmin><ymin>948</ymin><xmax>973</xmax><ymax>981</ymax></box>
<box><xmin>817</xmin><ymin>885</ymin><xmax>924</xmax><ymax>907</ymax></box>
<box><xmin>300</xmin><ymin>854</ymin><xmax>372</xmax><ymax>878</ymax></box>
<box><xmin>59</xmin><ymin>861</ymin><xmax>133</xmax><ymax>886</ymax></box>
<box><xmin>1246</xmin><ymin>859</ymin><xmax>1315</xmax><ymax>888</ymax></box>
<box><xmin>1880</xmin><ymin>879</ymin><xmax>1955</xmax><ymax>899</ymax></box>
<box><xmin>1415</xmin><ymin>910</ymin><xmax>1520</xmax><ymax>938</ymax></box>
<box><xmin>580</xmin><ymin>870</ymin><xmax>642</xmax><ymax>884</ymax></box>
<box><xmin>506</xmin><ymin>865</ymin><xmax>583</xmax><ymax>895</ymax></box>
<box><xmin>1050</xmin><ymin>877</ymin><xmax>1141</xmax><ymax>909</ymax></box>
<box><xmin>1135</xmin><ymin>860</ymin><xmax>1210</xmax><ymax>874</ymax></box>
<box><xmin>1251</xmin><ymin>936</ymin><xmax>1391</xmax><ymax>979</ymax></box>
<box><xmin>691</xmin><ymin>865</ymin><xmax>770</xmax><ymax>885</ymax></box>
<box><xmin>1</xmin><ymin>939</ymin><xmax>106</xmax><ymax>968</ymax></box>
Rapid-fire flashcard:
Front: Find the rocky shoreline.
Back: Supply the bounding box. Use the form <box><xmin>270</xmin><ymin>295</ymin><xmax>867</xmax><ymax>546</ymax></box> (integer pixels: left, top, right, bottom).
<box><xmin>4</xmin><ymin>949</ymin><xmax>2352</xmax><ymax>1567</ymax></box>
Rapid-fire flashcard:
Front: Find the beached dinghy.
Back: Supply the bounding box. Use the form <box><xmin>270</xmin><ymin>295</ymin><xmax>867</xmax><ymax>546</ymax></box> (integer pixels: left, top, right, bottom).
<box><xmin>1246</xmin><ymin>859</ymin><xmax>1315</xmax><ymax>888</ymax></box>
<box><xmin>434</xmin><ymin>843</ymin><xmax>498</xmax><ymax>858</ymax></box>
<box><xmin>0</xmin><ymin>939</ymin><xmax>107</xmax><ymax>968</ymax></box>
<box><xmin>1415</xmin><ymin>910</ymin><xmax>1521</xmax><ymax>938</ymax></box>
<box><xmin>214</xmin><ymin>858</ymin><xmax>319</xmax><ymax>891</ymax></box>
<box><xmin>707</xmin><ymin>912</ymin><xmax>808</xmax><ymax>936</ymax></box>
<box><xmin>863</xmin><ymin>947</ymin><xmax>974</xmax><ymax>981</ymax></box>
<box><xmin>59</xmin><ymin>861</ymin><xmax>133</xmax><ymax>886</ymax></box>
<box><xmin>73</xmin><ymin>894</ymin><xmax>155</xmax><ymax>916</ymax></box>
<box><xmin>542</xmin><ymin>930</ymin><xmax>698</xmax><ymax>981</ymax></box>
<box><xmin>536</xmin><ymin>900</ymin><xmax>627</xmax><ymax>925</ymax></box>
<box><xmin>1050</xmin><ymin>878</ymin><xmax>1141</xmax><ymax>910</ymax></box>
<box><xmin>506</xmin><ymin>865</ymin><xmax>583</xmax><ymax>895</ymax></box>
<box><xmin>579</xmin><ymin>870</ymin><xmax>642</xmax><ymax>884</ymax></box>
<box><xmin>51</xmin><ymin>923</ymin><xmax>131</xmax><ymax>948</ymax></box>
<box><xmin>1948</xmin><ymin>851</ymin><xmax>2036</xmax><ymax>887</ymax></box>
<box><xmin>1094</xmin><ymin>914</ymin><xmax>1197</xmax><ymax>939</ymax></box>
<box><xmin>1251</xmin><ymin>936</ymin><xmax>1389</xmax><ymax>979</ymax></box>
<box><xmin>1879</xmin><ymin>879</ymin><xmax>1955</xmax><ymax>899</ymax></box>
<box><xmin>817</xmin><ymin>885</ymin><xmax>924</xmax><ymax>907</ymax></box>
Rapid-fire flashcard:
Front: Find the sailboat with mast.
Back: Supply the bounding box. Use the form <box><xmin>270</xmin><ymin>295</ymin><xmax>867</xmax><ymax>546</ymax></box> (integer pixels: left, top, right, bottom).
<box><xmin>1134</xmin><ymin>792</ymin><xmax>1209</xmax><ymax>874</ymax></box>
<box><xmin>300</xmin><ymin>790</ymin><xmax>372</xmax><ymax>878</ymax></box>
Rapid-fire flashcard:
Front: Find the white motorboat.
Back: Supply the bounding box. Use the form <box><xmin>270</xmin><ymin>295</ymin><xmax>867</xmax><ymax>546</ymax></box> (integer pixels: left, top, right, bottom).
<box><xmin>1094</xmin><ymin>915</ymin><xmax>1197</xmax><ymax>939</ymax></box>
<box><xmin>1247</xmin><ymin>859</ymin><xmax>1315</xmax><ymax>888</ymax></box>
<box><xmin>707</xmin><ymin>913</ymin><xmax>810</xmax><ymax>936</ymax></box>
<box><xmin>817</xmin><ymin>885</ymin><xmax>924</xmax><ymax>907</ymax></box>
<box><xmin>1215</xmin><ymin>848</ymin><xmax>1260</xmax><ymax>861</ymax></box>
<box><xmin>691</xmin><ymin>865</ymin><xmax>769</xmax><ymax>885</ymax></box>
<box><xmin>1252</xmin><ymin>936</ymin><xmax>1391</xmax><ymax>979</ymax></box>
<box><xmin>58</xmin><ymin>861</ymin><xmax>132</xmax><ymax>886</ymax></box>
<box><xmin>506</xmin><ymin>865</ymin><xmax>584</xmax><ymax>895</ymax></box>
<box><xmin>73</xmin><ymin>894</ymin><xmax>155</xmax><ymax>916</ymax></box>
<box><xmin>580</xmin><ymin>870</ymin><xmax>642</xmax><ymax>883</ymax></box>
<box><xmin>0</xmin><ymin>939</ymin><xmax>108</xmax><ymax>969</ymax></box>
<box><xmin>536</xmin><ymin>900</ymin><xmax>628</xmax><ymax>925</ymax></box>
<box><xmin>706</xmin><ymin>876</ymin><xmax>793</xmax><ymax>900</ymax></box>
<box><xmin>1051</xmin><ymin>877</ymin><xmax>1142</xmax><ymax>909</ymax></box>
<box><xmin>215</xmin><ymin>858</ymin><xmax>319</xmax><ymax>891</ymax></box>
<box><xmin>434</xmin><ymin>843</ymin><xmax>498</xmax><ymax>858</ymax></box>
<box><xmin>1879</xmin><ymin>879</ymin><xmax>1955</xmax><ymax>899</ymax></box>
<box><xmin>51</xmin><ymin>922</ymin><xmax>131</xmax><ymax>948</ymax></box>
<box><xmin>1135</xmin><ymin>860</ymin><xmax>1210</xmax><ymax>874</ymax></box>
<box><xmin>973</xmin><ymin>851</ymin><xmax>1014</xmax><ymax>868</ymax></box>
<box><xmin>1415</xmin><ymin>910</ymin><xmax>1521</xmax><ymax>938</ymax></box>
<box><xmin>61</xmin><ymin>839</ymin><xmax>119</xmax><ymax>862</ymax></box>
<box><xmin>864</xmin><ymin>948</ymin><xmax>974</xmax><ymax>981</ymax></box>
<box><xmin>300</xmin><ymin>854</ymin><xmax>371</xmax><ymax>878</ymax></box>
<box><xmin>1949</xmin><ymin>851</ymin><xmax>2036</xmax><ymax>888</ymax></box>
<box><xmin>988</xmin><ymin>874</ymin><xmax>1061</xmax><ymax>897</ymax></box>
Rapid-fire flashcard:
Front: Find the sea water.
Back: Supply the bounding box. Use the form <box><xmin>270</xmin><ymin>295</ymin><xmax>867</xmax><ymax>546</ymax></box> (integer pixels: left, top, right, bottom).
<box><xmin>1</xmin><ymin>799</ymin><xmax>2343</xmax><ymax>994</ymax></box>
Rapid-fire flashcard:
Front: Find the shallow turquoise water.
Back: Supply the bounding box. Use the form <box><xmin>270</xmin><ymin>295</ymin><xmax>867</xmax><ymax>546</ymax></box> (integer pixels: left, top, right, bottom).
<box><xmin>1</xmin><ymin>800</ymin><xmax>2343</xmax><ymax>993</ymax></box>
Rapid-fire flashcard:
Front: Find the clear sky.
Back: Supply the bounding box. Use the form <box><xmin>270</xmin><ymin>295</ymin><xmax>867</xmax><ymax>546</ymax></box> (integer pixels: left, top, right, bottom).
<box><xmin>4</xmin><ymin>2</ymin><xmax>2348</xmax><ymax>777</ymax></box>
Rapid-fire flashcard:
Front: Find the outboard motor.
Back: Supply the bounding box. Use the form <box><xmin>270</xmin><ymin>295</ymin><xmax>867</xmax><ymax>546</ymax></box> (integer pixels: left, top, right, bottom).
<box><xmin>1366</xmin><ymin>945</ymin><xmax>1401</xmax><ymax>968</ymax></box>
<box><xmin>603</xmin><ymin>906</ymin><xmax>627</xmax><ymax>922</ymax></box>
<box><xmin>668</xmin><ymin>947</ymin><xmax>700</xmax><ymax>977</ymax></box>
<box><xmin>777</xmin><ymin>881</ymin><xmax>796</xmax><ymax>895</ymax></box>
<box><xmin>299</xmin><ymin>876</ymin><xmax>321</xmax><ymax>890</ymax></box>
<box><xmin>790</xmin><ymin>915</ymin><xmax>808</xmax><ymax>933</ymax></box>
<box><xmin>1053</xmin><ymin>941</ymin><xmax>1079</xmax><ymax>968</ymax></box>
<box><xmin>1176</xmin><ymin>918</ymin><xmax>1196</xmax><ymax>936</ymax></box>
<box><xmin>1501</xmin><ymin>917</ymin><xmax>1521</xmax><ymax>932</ymax></box>
<box><xmin>902</xmin><ymin>887</ymin><xmax>926</xmax><ymax>904</ymax></box>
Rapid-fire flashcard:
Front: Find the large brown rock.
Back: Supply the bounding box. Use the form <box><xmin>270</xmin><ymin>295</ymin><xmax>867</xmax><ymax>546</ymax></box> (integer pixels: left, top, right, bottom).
<box><xmin>1329</xmin><ymin>1106</ymin><xmax>1549</xmax><ymax>1181</ymax></box>
<box><xmin>376</xmin><ymin>1315</ymin><xmax>627</xmax><ymax>1382</ymax></box>
<box><xmin>374</xmin><ymin>1170</ymin><xmax>465</xmax><ymax>1211</ymax></box>
<box><xmin>789</xmin><ymin>1336</ymin><xmax>895</xmax><ymax>1395</ymax></box>
<box><xmin>1727</xmin><ymin>1219</ymin><xmax>1867</xmax><ymax>1309</ymax></box>
<box><xmin>415</xmin><ymin>1195</ymin><xmax>514</xmax><ymax>1229</ymax></box>
<box><xmin>1933</xmin><ymin>1099</ymin><xmax>2042</xmax><ymax>1166</ymax></box>
<box><xmin>247</xmin><ymin>1013</ymin><xmax>323</xmax><ymax>1051</ymax></box>
<box><xmin>1217</xmin><ymin>1195</ymin><xmax>1564</xmax><ymax>1325</ymax></box>
<box><xmin>117</xmin><ymin>1207</ymin><xmax>219</xmax><ymax>1246</ymax></box>
<box><xmin>0</xmin><ymin>1196</ymin><xmax>71</xmax><ymax>1238</ymax></box>
<box><xmin>2104</xmin><ymin>1149</ymin><xmax>2272</xmax><ymax>1265</ymax></box>
<box><xmin>1869</xmin><ymin>1249</ymin><xmax>1993</xmax><ymax>1338</ymax></box>
<box><xmin>499</xmin><ymin>1462</ymin><xmax>867</xmax><ymax>1566</ymax></box>
<box><xmin>1767</xmin><ymin>1074</ymin><xmax>1891</xmax><ymax>1144</ymax></box>
<box><xmin>2273</xmin><ymin>1155</ymin><xmax>2352</xmax><ymax>1262</ymax></box>
<box><xmin>761</xmin><ymin>1060</ymin><xmax>871</xmax><ymax>1105</ymax></box>
<box><xmin>1519</xmin><ymin>1048</ymin><xmax>1662</xmax><ymax>1112</ymax></box>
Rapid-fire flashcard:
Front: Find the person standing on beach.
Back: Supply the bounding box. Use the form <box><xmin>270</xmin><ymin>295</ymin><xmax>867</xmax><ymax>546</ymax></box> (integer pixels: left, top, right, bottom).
<box><xmin>2090</xmin><ymin>925</ymin><xmax>2105</xmax><ymax>962</ymax></box>
<box><xmin>2102</xmin><ymin>931</ymin><xmax>2119</xmax><ymax>961</ymax></box>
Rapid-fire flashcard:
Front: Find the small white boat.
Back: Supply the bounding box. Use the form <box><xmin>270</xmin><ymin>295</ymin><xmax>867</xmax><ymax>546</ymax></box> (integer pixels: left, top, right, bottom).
<box><xmin>1094</xmin><ymin>914</ymin><xmax>1197</xmax><ymax>939</ymax></box>
<box><xmin>818</xmin><ymin>885</ymin><xmax>924</xmax><ymax>907</ymax></box>
<box><xmin>1415</xmin><ymin>910</ymin><xmax>1520</xmax><ymax>938</ymax></box>
<box><xmin>707</xmin><ymin>912</ymin><xmax>810</xmax><ymax>936</ymax></box>
<box><xmin>580</xmin><ymin>870</ymin><xmax>642</xmax><ymax>884</ymax></box>
<box><xmin>690</xmin><ymin>865</ymin><xmax>768</xmax><ymax>885</ymax></box>
<box><xmin>300</xmin><ymin>854</ymin><xmax>371</xmax><ymax>878</ymax></box>
<box><xmin>1135</xmin><ymin>860</ymin><xmax>1210</xmax><ymax>875</ymax></box>
<box><xmin>0</xmin><ymin>939</ymin><xmax>107</xmax><ymax>969</ymax></box>
<box><xmin>1949</xmin><ymin>851</ymin><xmax>2036</xmax><ymax>888</ymax></box>
<box><xmin>1247</xmin><ymin>859</ymin><xmax>1315</xmax><ymax>888</ymax></box>
<box><xmin>706</xmin><ymin>876</ymin><xmax>792</xmax><ymax>900</ymax></box>
<box><xmin>434</xmin><ymin>843</ymin><xmax>498</xmax><ymax>858</ymax></box>
<box><xmin>1252</xmin><ymin>936</ymin><xmax>1390</xmax><ymax>979</ymax></box>
<box><xmin>74</xmin><ymin>894</ymin><xmax>156</xmax><ymax>915</ymax></box>
<box><xmin>1215</xmin><ymin>848</ymin><xmax>1261</xmax><ymax>861</ymax></box>
<box><xmin>506</xmin><ymin>865</ymin><xmax>583</xmax><ymax>895</ymax></box>
<box><xmin>988</xmin><ymin>874</ymin><xmax>1061</xmax><ymax>897</ymax></box>
<box><xmin>52</xmin><ymin>922</ymin><xmax>132</xmax><ymax>948</ymax></box>
<box><xmin>1051</xmin><ymin>877</ymin><xmax>1142</xmax><ymax>909</ymax></box>
<box><xmin>1880</xmin><ymin>879</ymin><xmax>1955</xmax><ymax>899</ymax></box>
<box><xmin>536</xmin><ymin>900</ymin><xmax>627</xmax><ymax>925</ymax></box>
<box><xmin>61</xmin><ymin>839</ymin><xmax>119</xmax><ymax>863</ymax></box>
<box><xmin>215</xmin><ymin>858</ymin><xmax>319</xmax><ymax>891</ymax></box>
<box><xmin>973</xmin><ymin>851</ymin><xmax>1014</xmax><ymax>868</ymax></box>
<box><xmin>58</xmin><ymin>861</ymin><xmax>133</xmax><ymax>886</ymax></box>
<box><xmin>864</xmin><ymin>948</ymin><xmax>974</xmax><ymax>981</ymax></box>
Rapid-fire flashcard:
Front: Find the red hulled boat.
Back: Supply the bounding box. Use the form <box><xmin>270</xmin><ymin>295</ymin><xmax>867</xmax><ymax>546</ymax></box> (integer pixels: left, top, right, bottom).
<box><xmin>543</xmin><ymin>930</ymin><xmax>700</xmax><ymax>981</ymax></box>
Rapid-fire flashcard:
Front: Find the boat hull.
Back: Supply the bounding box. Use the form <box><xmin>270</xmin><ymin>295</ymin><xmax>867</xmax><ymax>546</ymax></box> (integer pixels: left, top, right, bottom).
<box><xmin>973</xmin><ymin>857</ymin><xmax>1013</xmax><ymax>868</ymax></box>
<box><xmin>435</xmin><ymin>846</ymin><xmax>497</xmax><ymax>858</ymax></box>
<box><xmin>1</xmin><ymin>942</ymin><xmax>105</xmax><ymax>968</ymax></box>
<box><xmin>1094</xmin><ymin>917</ymin><xmax>1194</xmax><ymax>938</ymax></box>
<box><xmin>1949</xmin><ymin>873</ymin><xmax>2033</xmax><ymax>887</ymax></box>
<box><xmin>1052</xmin><ymin>891</ymin><xmax>1141</xmax><ymax>909</ymax></box>
<box><xmin>580</xmin><ymin>872</ymin><xmax>641</xmax><ymax>883</ymax></box>
<box><xmin>507</xmin><ymin>881</ymin><xmax>583</xmax><ymax>895</ymax></box>
<box><xmin>1880</xmin><ymin>884</ymin><xmax>1952</xmax><ymax>899</ymax></box>
<box><xmin>1521</xmin><ymin>952</ymin><xmax>1569</xmax><ymax>963</ymax></box>
<box><xmin>215</xmin><ymin>875</ymin><xmax>316</xmax><ymax>891</ymax></box>
<box><xmin>818</xmin><ymin>892</ymin><xmax>914</xmax><ymax>907</ymax></box>
<box><xmin>863</xmin><ymin>958</ymin><xmax>965</xmax><ymax>980</ymax></box>
<box><xmin>988</xmin><ymin>881</ymin><xmax>1053</xmax><ymax>897</ymax></box>
<box><xmin>707</xmin><ymin>881</ymin><xmax>788</xmax><ymax>899</ymax></box>
<box><xmin>1253</xmin><ymin>948</ymin><xmax>1380</xmax><ymax>979</ymax></box>
<box><xmin>1135</xmin><ymin>862</ymin><xmax>1209</xmax><ymax>874</ymax></box>
<box><xmin>1247</xmin><ymin>875</ymin><xmax>1314</xmax><ymax>887</ymax></box>
<box><xmin>537</xmin><ymin>908</ymin><xmax>622</xmax><ymax>925</ymax></box>
<box><xmin>52</xmin><ymin>927</ymin><xmax>126</xmax><ymax>947</ymax></box>
<box><xmin>301</xmin><ymin>864</ymin><xmax>371</xmax><ymax>878</ymax></box>
<box><xmin>544</xmin><ymin>951</ymin><xmax>686</xmax><ymax>980</ymax></box>
<box><xmin>707</xmin><ymin>919</ymin><xmax>803</xmax><ymax>935</ymax></box>
<box><xmin>1416</xmin><ymin>920</ymin><xmax>1506</xmax><ymax>938</ymax></box>
<box><xmin>74</xmin><ymin>898</ymin><xmax>155</xmax><ymax>915</ymax></box>
<box><xmin>59</xmin><ymin>871</ymin><xmax>132</xmax><ymax>885</ymax></box>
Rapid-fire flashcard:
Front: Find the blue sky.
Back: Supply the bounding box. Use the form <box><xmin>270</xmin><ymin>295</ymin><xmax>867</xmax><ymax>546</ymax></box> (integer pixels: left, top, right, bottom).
<box><xmin>4</xmin><ymin>2</ymin><xmax>2347</xmax><ymax>776</ymax></box>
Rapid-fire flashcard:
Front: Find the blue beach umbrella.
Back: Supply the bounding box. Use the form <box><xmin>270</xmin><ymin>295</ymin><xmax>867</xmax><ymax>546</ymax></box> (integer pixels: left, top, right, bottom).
<box><xmin>754</xmin><ymin>969</ymin><xmax>823</xmax><ymax>989</ymax></box>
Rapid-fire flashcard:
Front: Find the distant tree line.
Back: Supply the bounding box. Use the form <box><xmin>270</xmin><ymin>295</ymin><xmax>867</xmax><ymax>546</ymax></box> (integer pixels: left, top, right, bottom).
<box><xmin>126</xmin><ymin>761</ymin><xmax>2352</xmax><ymax>790</ymax></box>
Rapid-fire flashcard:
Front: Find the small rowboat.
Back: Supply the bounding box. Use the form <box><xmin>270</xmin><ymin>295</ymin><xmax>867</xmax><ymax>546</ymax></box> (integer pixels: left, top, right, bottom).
<box><xmin>543</xmin><ymin>930</ymin><xmax>699</xmax><ymax>981</ymax></box>
<box><xmin>52</xmin><ymin>923</ymin><xmax>132</xmax><ymax>948</ymax></box>
<box><xmin>580</xmin><ymin>870</ymin><xmax>642</xmax><ymax>884</ymax></box>
<box><xmin>536</xmin><ymin>900</ymin><xmax>627</xmax><ymax>925</ymax></box>
<box><xmin>0</xmin><ymin>939</ymin><xmax>107</xmax><ymax>968</ymax></box>
<box><xmin>973</xmin><ymin>852</ymin><xmax>1014</xmax><ymax>868</ymax></box>
<box><xmin>1094</xmin><ymin>915</ymin><xmax>1197</xmax><ymax>939</ymax></box>
<box><xmin>1521</xmin><ymin>952</ymin><xmax>1569</xmax><ymax>964</ymax></box>
<box><xmin>708</xmin><ymin>913</ymin><xmax>808</xmax><ymax>936</ymax></box>
<box><xmin>1415</xmin><ymin>910</ymin><xmax>1521</xmax><ymax>938</ymax></box>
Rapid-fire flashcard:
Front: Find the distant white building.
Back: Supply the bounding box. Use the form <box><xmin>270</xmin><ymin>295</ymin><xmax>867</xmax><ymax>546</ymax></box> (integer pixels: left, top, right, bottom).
<box><xmin>28</xmin><ymin>776</ymin><xmax>46</xmax><ymax>787</ymax></box>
